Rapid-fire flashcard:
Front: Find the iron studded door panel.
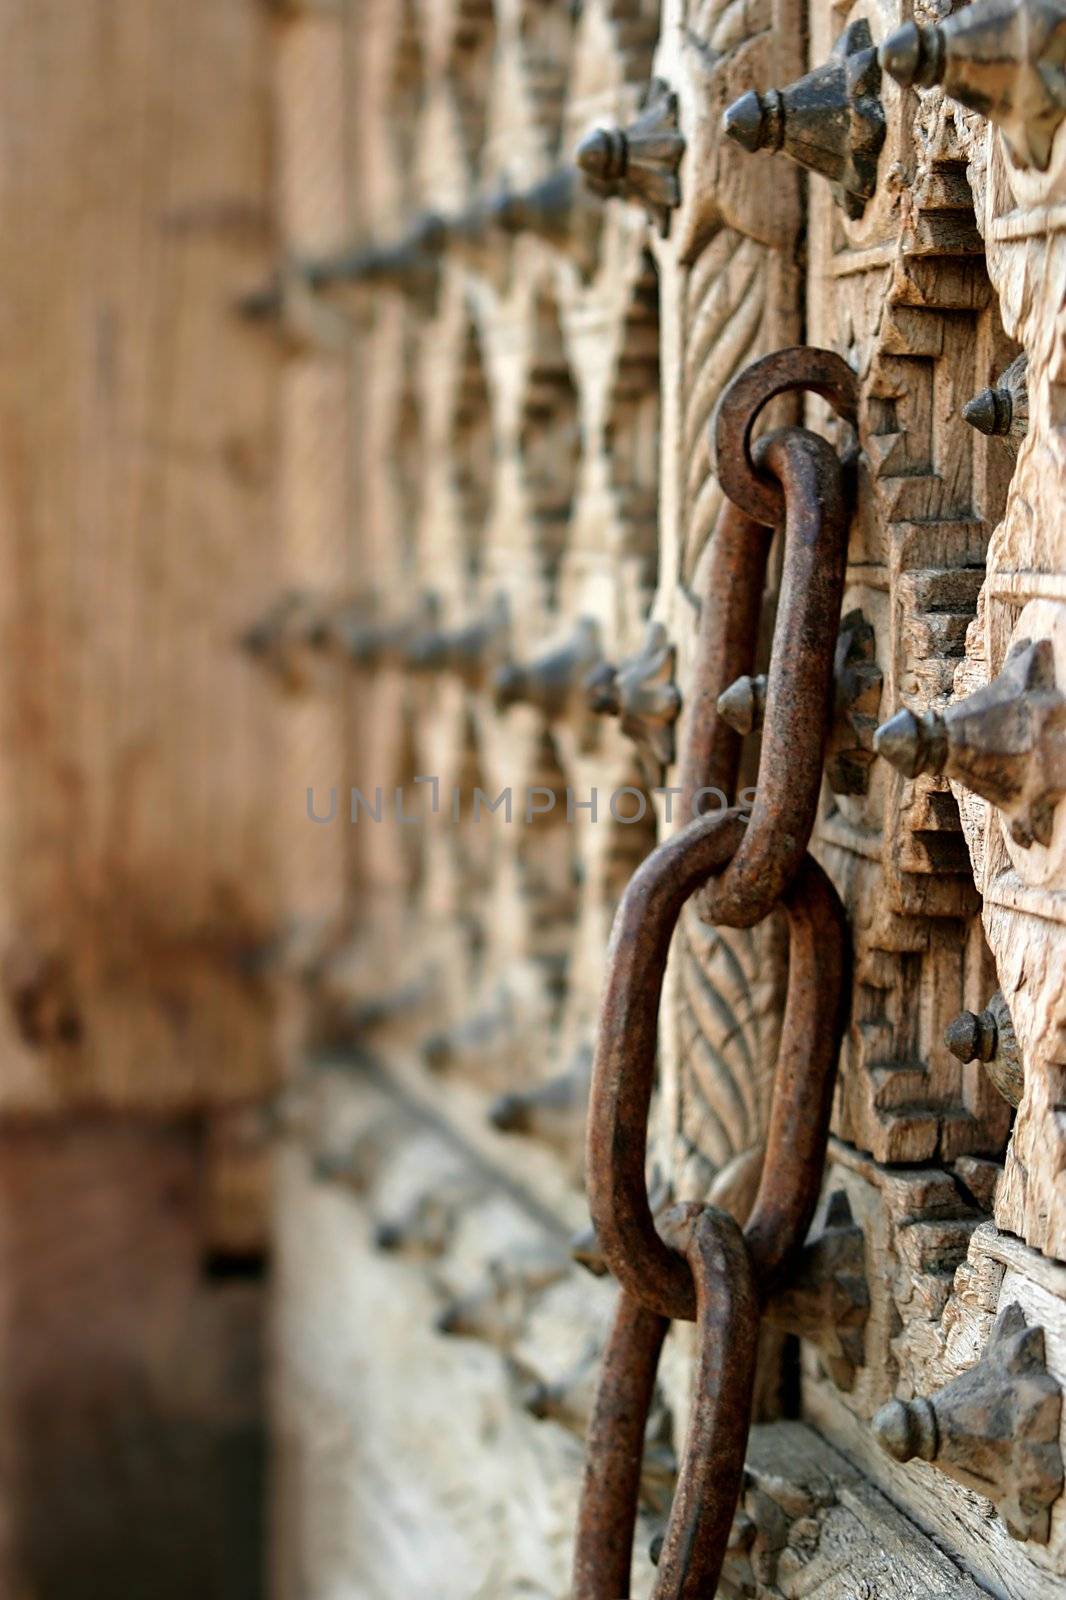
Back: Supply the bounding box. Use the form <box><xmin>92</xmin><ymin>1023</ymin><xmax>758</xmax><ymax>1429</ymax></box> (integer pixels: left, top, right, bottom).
<box><xmin>261</xmin><ymin>0</ymin><xmax>1066</xmax><ymax>1594</ymax></box>
<box><xmin>687</xmin><ymin>0</ymin><xmax>1066</xmax><ymax>1594</ymax></box>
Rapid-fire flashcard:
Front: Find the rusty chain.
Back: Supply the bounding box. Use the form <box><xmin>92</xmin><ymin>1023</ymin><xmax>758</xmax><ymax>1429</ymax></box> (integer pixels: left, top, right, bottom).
<box><xmin>694</xmin><ymin>348</ymin><xmax>857</xmax><ymax>927</ymax></box>
<box><xmin>573</xmin><ymin>348</ymin><xmax>857</xmax><ymax>1599</ymax></box>
<box><xmin>711</xmin><ymin>345</ymin><xmax>858</xmax><ymax>526</ymax></box>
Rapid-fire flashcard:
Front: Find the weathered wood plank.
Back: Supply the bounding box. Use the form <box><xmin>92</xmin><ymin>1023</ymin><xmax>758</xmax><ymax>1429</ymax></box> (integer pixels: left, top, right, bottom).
<box><xmin>0</xmin><ymin>0</ymin><xmax>283</xmax><ymax>1110</ymax></box>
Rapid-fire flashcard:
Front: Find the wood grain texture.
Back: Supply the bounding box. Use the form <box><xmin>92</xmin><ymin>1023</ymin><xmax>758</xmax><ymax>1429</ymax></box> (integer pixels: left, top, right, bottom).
<box><xmin>950</xmin><ymin>116</ymin><xmax>1066</xmax><ymax>1261</ymax></box>
<box><xmin>0</xmin><ymin>0</ymin><xmax>285</xmax><ymax>1110</ymax></box>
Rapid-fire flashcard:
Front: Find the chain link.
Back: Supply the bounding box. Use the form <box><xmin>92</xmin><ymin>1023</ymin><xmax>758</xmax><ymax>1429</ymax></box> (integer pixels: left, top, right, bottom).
<box><xmin>573</xmin><ymin>348</ymin><xmax>857</xmax><ymax>1599</ymax></box>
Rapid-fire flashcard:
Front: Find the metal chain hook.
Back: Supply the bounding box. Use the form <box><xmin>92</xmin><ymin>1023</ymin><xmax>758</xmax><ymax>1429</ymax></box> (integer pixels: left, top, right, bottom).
<box><xmin>574</xmin><ymin>1204</ymin><xmax>758</xmax><ymax>1600</ymax></box>
<box><xmin>711</xmin><ymin>345</ymin><xmax>858</xmax><ymax>527</ymax></box>
<box><xmin>573</xmin><ymin>344</ymin><xmax>858</xmax><ymax>1600</ymax></box>
<box><xmin>585</xmin><ymin>807</ymin><xmax>847</xmax><ymax>1323</ymax></box>
<box><xmin>574</xmin><ymin>829</ymin><xmax>847</xmax><ymax>1597</ymax></box>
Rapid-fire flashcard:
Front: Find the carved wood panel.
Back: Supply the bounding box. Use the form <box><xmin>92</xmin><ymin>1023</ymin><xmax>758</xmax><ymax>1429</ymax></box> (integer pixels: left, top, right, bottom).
<box><xmin>791</xmin><ymin>4</ymin><xmax>1066</xmax><ymax>1593</ymax></box>
<box><xmin>264</xmin><ymin>0</ymin><xmax>1066</xmax><ymax>1593</ymax></box>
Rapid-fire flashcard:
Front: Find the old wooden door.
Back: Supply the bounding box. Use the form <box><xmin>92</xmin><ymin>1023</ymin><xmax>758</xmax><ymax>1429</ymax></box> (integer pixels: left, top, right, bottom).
<box><xmin>263</xmin><ymin>0</ymin><xmax>1066</xmax><ymax>1594</ymax></box>
<box><xmin>637</xmin><ymin>0</ymin><xmax>1066</xmax><ymax>1591</ymax></box>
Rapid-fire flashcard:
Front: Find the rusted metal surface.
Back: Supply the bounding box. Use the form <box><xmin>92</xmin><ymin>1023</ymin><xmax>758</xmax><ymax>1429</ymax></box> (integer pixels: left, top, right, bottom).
<box><xmin>575</xmin><ymin>345</ymin><xmax>857</xmax><ymax>1600</ymax></box>
<box><xmin>577</xmin><ymin>831</ymin><xmax>846</xmax><ymax>1591</ymax></box>
<box><xmin>697</xmin><ymin>429</ymin><xmax>850</xmax><ymax>927</ymax></box>
<box><xmin>650</xmin><ymin>1207</ymin><xmax>760</xmax><ymax>1599</ymax></box>
<box><xmin>572</xmin><ymin>1283</ymin><xmax>669</xmax><ymax>1600</ymax></box>
<box><xmin>678</xmin><ymin>503</ymin><xmax>771</xmax><ymax>821</ymax></box>
<box><xmin>573</xmin><ymin>1205</ymin><xmax>759</xmax><ymax>1600</ymax></box>
<box><xmin>585</xmin><ymin>817</ymin><xmax>846</xmax><ymax>1321</ymax></box>
<box><xmin>722</xmin><ymin>20</ymin><xmax>885</xmax><ymax>218</ymax></box>
<box><xmin>585</xmin><ymin>807</ymin><xmax>748</xmax><ymax>1322</ymax></box>
<box><xmin>739</xmin><ymin>854</ymin><xmax>847</xmax><ymax>1290</ymax></box>
<box><xmin>681</xmin><ymin>348</ymin><xmax>857</xmax><ymax>925</ymax></box>
<box><xmin>711</xmin><ymin>346</ymin><xmax>857</xmax><ymax>528</ymax></box>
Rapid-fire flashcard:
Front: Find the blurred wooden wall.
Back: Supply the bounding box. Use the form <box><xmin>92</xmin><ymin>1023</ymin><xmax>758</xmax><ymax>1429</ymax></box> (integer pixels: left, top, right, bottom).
<box><xmin>0</xmin><ymin>3</ymin><xmax>296</xmax><ymax>1591</ymax></box>
<box><xmin>0</xmin><ymin>0</ymin><xmax>284</xmax><ymax>1114</ymax></box>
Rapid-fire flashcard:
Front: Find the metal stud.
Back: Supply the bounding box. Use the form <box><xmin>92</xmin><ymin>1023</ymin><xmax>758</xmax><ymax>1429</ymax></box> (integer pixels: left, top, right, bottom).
<box><xmin>880</xmin><ymin>0</ymin><xmax>1066</xmax><ymax>172</ymax></box>
<box><xmin>722</xmin><ymin>20</ymin><xmax>886</xmax><ymax>218</ymax></box>
<box><xmin>575</xmin><ymin>79</ymin><xmax>684</xmax><ymax>236</ymax></box>
<box><xmin>338</xmin><ymin>595</ymin><xmax>440</xmax><ymax>671</ymax></box>
<box><xmin>488</xmin><ymin>1042</ymin><xmax>591</xmax><ymax>1162</ymax></box>
<box><xmin>583</xmin><ymin>621</ymin><xmax>681</xmax><ymax>772</ymax></box>
<box><xmin>404</xmin><ymin>595</ymin><xmax>510</xmax><ymax>688</ymax></box>
<box><xmin>874</xmin><ymin>636</ymin><xmax>1066</xmax><ymax>848</ymax></box>
<box><xmin>764</xmin><ymin>1189</ymin><xmax>870</xmax><ymax>1391</ymax></box>
<box><xmin>719</xmin><ymin>610</ymin><xmax>882</xmax><ymax>795</ymax></box>
<box><xmin>305</xmin><ymin>210</ymin><xmax>447</xmax><ymax>305</ymax></box>
<box><xmin>434</xmin><ymin>1245</ymin><xmax>570</xmax><ymax>1349</ymax></box>
<box><xmin>373</xmin><ymin>1178</ymin><xmax>479</xmax><ymax>1260</ymax></box>
<box><xmin>493</xmin><ymin>616</ymin><xmax>603</xmax><ymax>719</ymax></box>
<box><xmin>963</xmin><ymin>351</ymin><xmax>1029</xmax><ymax>451</ymax></box>
<box><xmin>872</xmin><ymin>1303</ymin><xmax>1064</xmax><ymax>1544</ymax></box>
<box><xmin>945</xmin><ymin>991</ymin><xmax>1025</xmax><ymax>1107</ymax></box>
<box><xmin>487</xmin><ymin>168</ymin><xmax>601</xmax><ymax>276</ymax></box>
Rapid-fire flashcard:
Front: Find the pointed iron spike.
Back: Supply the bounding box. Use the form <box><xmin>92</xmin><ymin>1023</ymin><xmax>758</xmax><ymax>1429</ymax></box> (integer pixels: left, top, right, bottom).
<box><xmin>872</xmin><ymin>1396</ymin><xmax>938</xmax><ymax>1462</ymax></box>
<box><xmin>583</xmin><ymin>660</ymin><xmax>620</xmax><ymax>717</ymax></box>
<box><xmin>575</xmin><ymin>127</ymin><xmax>622</xmax><ymax>183</ymax></box>
<box><xmin>522</xmin><ymin>1379</ymin><xmax>552</xmax><ymax>1419</ymax></box>
<box><xmin>373</xmin><ymin>1219</ymin><xmax>404</xmax><ymax>1252</ymax></box>
<box><xmin>723</xmin><ymin>23</ymin><xmax>882</xmax><ymax>212</ymax></box>
<box><xmin>873</xmin><ymin>706</ymin><xmax>948</xmax><ymax>778</ymax></box>
<box><xmin>946</xmin><ymin>994</ymin><xmax>1023</xmax><ymax>1104</ymax></box>
<box><xmin>824</xmin><ymin>1188</ymin><xmax>854</xmax><ymax>1228</ymax></box>
<box><xmin>874</xmin><ymin>707</ymin><xmax>921</xmax><ymax>773</ymax></box>
<box><xmin>574</xmin><ymin>85</ymin><xmax>683</xmax><ymax>231</ymax></box>
<box><xmin>963</xmin><ymin>388</ymin><xmax>1003</xmax><ymax>436</ymax></box>
<box><xmin>944</xmin><ymin>1009</ymin><xmax>988</xmax><ymax>1064</ymax></box>
<box><xmin>236</xmin><ymin>277</ymin><xmax>284</xmax><ymax>321</ymax></box>
<box><xmin>879</xmin><ymin>21</ymin><xmax>944</xmax><ymax>89</ymax></box>
<box><xmin>422</xmin><ymin>1029</ymin><xmax>453</xmax><ymax>1071</ymax></box>
<box><xmin>722</xmin><ymin>89</ymin><xmax>777</xmax><ymax>153</ymax></box>
<box><xmin>883</xmin><ymin>2</ymin><xmax>1066</xmax><ymax>171</ymax></box>
<box><xmin>717</xmin><ymin>674</ymin><xmax>766</xmax><ymax>735</ymax></box>
<box><xmin>569</xmin><ymin>1219</ymin><xmax>609</xmax><ymax>1277</ymax></box>
<box><xmin>488</xmin><ymin>1091</ymin><xmax>527</xmax><ymax>1132</ymax></box>
<box><xmin>435</xmin><ymin>1302</ymin><xmax>461</xmax><ymax>1336</ymax></box>
<box><xmin>492</xmin><ymin>662</ymin><xmax>524</xmax><ymax>712</ymax></box>
<box><xmin>873</xmin><ymin>1302</ymin><xmax>1062</xmax><ymax>1539</ymax></box>
<box><xmin>486</xmin><ymin>187</ymin><xmax>518</xmax><ymax>229</ymax></box>
<box><xmin>963</xmin><ymin>386</ymin><xmax>1012</xmax><ymax>436</ymax></box>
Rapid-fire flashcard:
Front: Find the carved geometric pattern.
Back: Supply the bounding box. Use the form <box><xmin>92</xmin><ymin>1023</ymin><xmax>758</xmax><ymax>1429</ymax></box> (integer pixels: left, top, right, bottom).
<box><xmin>447</xmin><ymin>0</ymin><xmax>497</xmax><ymax>180</ymax></box>
<box><xmin>947</xmin><ymin>106</ymin><xmax>1066</xmax><ymax>1261</ymax></box>
<box><xmin>810</xmin><ymin>64</ymin><xmax>1020</xmax><ymax>1166</ymax></box>
<box><xmin>605</xmin><ymin>248</ymin><xmax>660</xmax><ymax>558</ymax></box>
<box><xmin>681</xmin><ymin>228</ymin><xmax>772</xmax><ymax>585</ymax></box>
<box><xmin>673</xmin><ymin>906</ymin><xmax>788</xmax><ymax>1216</ymax></box>
<box><xmin>520</xmin><ymin>286</ymin><xmax>581</xmax><ymax>580</ymax></box>
<box><xmin>388</xmin><ymin>0</ymin><xmax>426</xmax><ymax>208</ymax></box>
